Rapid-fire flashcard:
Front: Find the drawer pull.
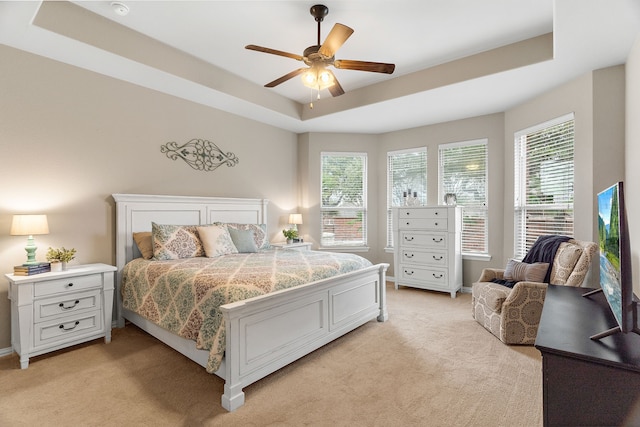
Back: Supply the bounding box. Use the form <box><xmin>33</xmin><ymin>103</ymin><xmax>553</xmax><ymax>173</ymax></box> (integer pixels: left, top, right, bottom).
<box><xmin>433</xmin><ymin>256</ymin><xmax>443</xmax><ymax>261</ymax></box>
<box><xmin>433</xmin><ymin>273</ymin><xmax>443</xmax><ymax>279</ymax></box>
<box><xmin>404</xmin><ymin>236</ymin><xmax>414</xmax><ymax>242</ymax></box>
<box><xmin>59</xmin><ymin>300</ymin><xmax>80</xmax><ymax>310</ymax></box>
<box><xmin>66</xmin><ymin>283</ymin><xmax>74</xmax><ymax>288</ymax></box>
<box><xmin>404</xmin><ymin>212</ymin><xmax>410</xmax><ymax>216</ymax></box>
<box><xmin>59</xmin><ymin>321</ymin><xmax>80</xmax><ymax>331</ymax></box>
<box><xmin>404</xmin><ymin>253</ymin><xmax>414</xmax><ymax>259</ymax></box>
<box><xmin>405</xmin><ymin>221</ymin><xmax>411</xmax><ymax>226</ymax></box>
<box><xmin>404</xmin><ymin>270</ymin><xmax>414</xmax><ymax>276</ymax></box>
<box><xmin>432</xmin><ymin>238</ymin><xmax>443</xmax><ymax>243</ymax></box>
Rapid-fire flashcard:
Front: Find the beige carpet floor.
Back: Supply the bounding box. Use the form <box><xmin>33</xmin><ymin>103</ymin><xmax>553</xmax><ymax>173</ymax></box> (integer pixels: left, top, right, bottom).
<box><xmin>0</xmin><ymin>283</ymin><xmax>542</xmax><ymax>427</ymax></box>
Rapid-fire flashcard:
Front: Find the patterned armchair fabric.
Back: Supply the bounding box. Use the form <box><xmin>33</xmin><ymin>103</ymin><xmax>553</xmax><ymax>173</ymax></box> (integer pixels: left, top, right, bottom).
<box><xmin>472</xmin><ymin>239</ymin><xmax>597</xmax><ymax>344</ymax></box>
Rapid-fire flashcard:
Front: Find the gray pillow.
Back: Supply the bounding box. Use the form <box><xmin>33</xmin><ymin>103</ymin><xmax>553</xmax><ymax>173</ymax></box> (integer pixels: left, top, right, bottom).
<box><xmin>228</xmin><ymin>228</ymin><xmax>258</xmax><ymax>253</ymax></box>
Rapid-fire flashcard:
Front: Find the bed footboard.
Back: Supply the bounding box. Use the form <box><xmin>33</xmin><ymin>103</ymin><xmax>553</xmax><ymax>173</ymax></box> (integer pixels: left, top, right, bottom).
<box><xmin>220</xmin><ymin>263</ymin><xmax>388</xmax><ymax>411</ymax></box>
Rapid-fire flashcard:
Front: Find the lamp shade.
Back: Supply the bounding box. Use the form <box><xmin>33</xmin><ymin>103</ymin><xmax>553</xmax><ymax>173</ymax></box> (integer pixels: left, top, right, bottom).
<box><xmin>288</xmin><ymin>214</ymin><xmax>303</xmax><ymax>225</ymax></box>
<box><xmin>10</xmin><ymin>214</ymin><xmax>49</xmax><ymax>236</ymax></box>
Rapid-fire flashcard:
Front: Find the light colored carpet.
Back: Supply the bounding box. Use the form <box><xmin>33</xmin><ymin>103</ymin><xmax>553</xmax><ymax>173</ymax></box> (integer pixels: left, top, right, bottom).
<box><xmin>0</xmin><ymin>284</ymin><xmax>542</xmax><ymax>426</ymax></box>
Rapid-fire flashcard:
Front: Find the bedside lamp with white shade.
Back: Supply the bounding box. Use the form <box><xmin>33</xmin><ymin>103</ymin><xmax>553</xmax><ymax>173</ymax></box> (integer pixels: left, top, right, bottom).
<box><xmin>288</xmin><ymin>213</ymin><xmax>303</xmax><ymax>232</ymax></box>
<box><xmin>10</xmin><ymin>214</ymin><xmax>49</xmax><ymax>265</ymax></box>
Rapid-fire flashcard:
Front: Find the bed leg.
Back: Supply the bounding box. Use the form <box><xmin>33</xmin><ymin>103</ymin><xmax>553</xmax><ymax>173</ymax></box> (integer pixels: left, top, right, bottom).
<box><xmin>221</xmin><ymin>384</ymin><xmax>245</xmax><ymax>412</ymax></box>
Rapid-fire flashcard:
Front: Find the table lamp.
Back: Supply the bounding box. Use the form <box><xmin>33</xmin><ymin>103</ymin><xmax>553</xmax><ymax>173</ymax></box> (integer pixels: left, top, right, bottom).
<box><xmin>10</xmin><ymin>214</ymin><xmax>49</xmax><ymax>265</ymax></box>
<box><xmin>288</xmin><ymin>213</ymin><xmax>302</xmax><ymax>232</ymax></box>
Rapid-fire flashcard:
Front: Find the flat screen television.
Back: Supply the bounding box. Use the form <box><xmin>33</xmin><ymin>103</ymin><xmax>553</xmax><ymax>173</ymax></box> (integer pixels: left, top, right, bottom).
<box><xmin>584</xmin><ymin>181</ymin><xmax>639</xmax><ymax>339</ymax></box>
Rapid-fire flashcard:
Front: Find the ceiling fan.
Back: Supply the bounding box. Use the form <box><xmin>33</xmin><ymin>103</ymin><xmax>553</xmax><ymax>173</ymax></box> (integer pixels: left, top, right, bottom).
<box><xmin>245</xmin><ymin>4</ymin><xmax>395</xmax><ymax>99</ymax></box>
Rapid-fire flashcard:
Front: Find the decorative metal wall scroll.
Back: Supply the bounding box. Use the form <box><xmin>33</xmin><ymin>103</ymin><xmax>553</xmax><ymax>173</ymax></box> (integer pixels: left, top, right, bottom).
<box><xmin>160</xmin><ymin>139</ymin><xmax>239</xmax><ymax>171</ymax></box>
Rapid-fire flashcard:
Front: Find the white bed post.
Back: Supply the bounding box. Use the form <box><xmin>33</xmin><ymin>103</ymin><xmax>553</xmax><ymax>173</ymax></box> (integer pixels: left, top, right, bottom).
<box><xmin>377</xmin><ymin>264</ymin><xmax>389</xmax><ymax>322</ymax></box>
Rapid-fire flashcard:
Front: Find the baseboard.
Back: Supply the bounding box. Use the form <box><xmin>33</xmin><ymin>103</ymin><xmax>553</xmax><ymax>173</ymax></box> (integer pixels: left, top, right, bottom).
<box><xmin>0</xmin><ymin>346</ymin><xmax>13</xmax><ymax>358</ymax></box>
<box><xmin>390</xmin><ymin>276</ymin><xmax>471</xmax><ymax>295</ymax></box>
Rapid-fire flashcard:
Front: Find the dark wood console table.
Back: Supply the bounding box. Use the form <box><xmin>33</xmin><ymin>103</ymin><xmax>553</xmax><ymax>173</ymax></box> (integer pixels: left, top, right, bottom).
<box><xmin>535</xmin><ymin>285</ymin><xmax>640</xmax><ymax>426</ymax></box>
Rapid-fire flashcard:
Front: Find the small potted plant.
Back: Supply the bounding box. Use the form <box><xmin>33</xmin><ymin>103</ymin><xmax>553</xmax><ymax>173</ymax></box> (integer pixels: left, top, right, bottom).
<box><xmin>46</xmin><ymin>247</ymin><xmax>77</xmax><ymax>271</ymax></box>
<box><xmin>282</xmin><ymin>228</ymin><xmax>298</xmax><ymax>244</ymax></box>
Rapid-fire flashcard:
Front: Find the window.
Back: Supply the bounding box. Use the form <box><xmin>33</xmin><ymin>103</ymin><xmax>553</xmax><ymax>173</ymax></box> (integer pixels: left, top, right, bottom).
<box><xmin>321</xmin><ymin>152</ymin><xmax>367</xmax><ymax>247</ymax></box>
<box><xmin>438</xmin><ymin>139</ymin><xmax>488</xmax><ymax>255</ymax></box>
<box><xmin>386</xmin><ymin>148</ymin><xmax>427</xmax><ymax>248</ymax></box>
<box><xmin>514</xmin><ymin>114</ymin><xmax>575</xmax><ymax>259</ymax></box>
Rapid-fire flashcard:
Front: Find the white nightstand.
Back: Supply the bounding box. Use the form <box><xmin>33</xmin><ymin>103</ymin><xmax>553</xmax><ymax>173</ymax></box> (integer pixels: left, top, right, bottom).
<box><xmin>271</xmin><ymin>242</ymin><xmax>312</xmax><ymax>251</ymax></box>
<box><xmin>6</xmin><ymin>263</ymin><xmax>117</xmax><ymax>369</ymax></box>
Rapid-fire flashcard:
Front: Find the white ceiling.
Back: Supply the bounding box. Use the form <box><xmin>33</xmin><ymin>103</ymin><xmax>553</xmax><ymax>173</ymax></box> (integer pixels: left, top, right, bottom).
<box><xmin>1</xmin><ymin>1</ymin><xmax>639</xmax><ymax>134</ymax></box>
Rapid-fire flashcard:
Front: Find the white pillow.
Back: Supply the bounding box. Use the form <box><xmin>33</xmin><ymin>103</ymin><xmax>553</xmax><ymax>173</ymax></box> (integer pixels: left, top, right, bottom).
<box><xmin>197</xmin><ymin>225</ymin><xmax>238</xmax><ymax>257</ymax></box>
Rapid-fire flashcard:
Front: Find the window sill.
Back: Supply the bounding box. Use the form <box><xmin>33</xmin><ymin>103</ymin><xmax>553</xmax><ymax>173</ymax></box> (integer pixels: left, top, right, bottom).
<box><xmin>318</xmin><ymin>246</ymin><xmax>370</xmax><ymax>253</ymax></box>
<box><xmin>462</xmin><ymin>253</ymin><xmax>492</xmax><ymax>261</ymax></box>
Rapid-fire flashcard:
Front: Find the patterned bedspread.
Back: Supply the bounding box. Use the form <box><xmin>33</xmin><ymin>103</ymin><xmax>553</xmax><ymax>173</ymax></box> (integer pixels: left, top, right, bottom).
<box><xmin>121</xmin><ymin>249</ymin><xmax>372</xmax><ymax>373</ymax></box>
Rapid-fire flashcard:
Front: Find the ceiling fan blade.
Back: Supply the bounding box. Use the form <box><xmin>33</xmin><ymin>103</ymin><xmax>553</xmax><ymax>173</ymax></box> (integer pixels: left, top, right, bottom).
<box><xmin>327</xmin><ymin>71</ymin><xmax>345</xmax><ymax>97</ymax></box>
<box><xmin>245</xmin><ymin>45</ymin><xmax>303</xmax><ymax>62</ymax></box>
<box><xmin>334</xmin><ymin>59</ymin><xmax>395</xmax><ymax>74</ymax></box>
<box><xmin>264</xmin><ymin>68</ymin><xmax>307</xmax><ymax>88</ymax></box>
<box><xmin>318</xmin><ymin>23</ymin><xmax>354</xmax><ymax>58</ymax></box>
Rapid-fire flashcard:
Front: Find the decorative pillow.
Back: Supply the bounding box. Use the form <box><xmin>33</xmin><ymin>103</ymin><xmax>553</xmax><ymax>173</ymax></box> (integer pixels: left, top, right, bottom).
<box><xmin>133</xmin><ymin>231</ymin><xmax>153</xmax><ymax>260</ymax></box>
<box><xmin>503</xmin><ymin>259</ymin><xmax>549</xmax><ymax>283</ymax></box>
<box><xmin>218</xmin><ymin>223</ymin><xmax>270</xmax><ymax>249</ymax></box>
<box><xmin>197</xmin><ymin>225</ymin><xmax>238</xmax><ymax>257</ymax></box>
<box><xmin>549</xmin><ymin>242</ymin><xmax>583</xmax><ymax>285</ymax></box>
<box><xmin>228</xmin><ymin>228</ymin><xmax>258</xmax><ymax>253</ymax></box>
<box><xmin>151</xmin><ymin>223</ymin><xmax>205</xmax><ymax>260</ymax></box>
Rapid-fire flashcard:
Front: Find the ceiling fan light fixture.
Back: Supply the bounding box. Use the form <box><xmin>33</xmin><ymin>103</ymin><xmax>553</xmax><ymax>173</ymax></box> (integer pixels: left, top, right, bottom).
<box><xmin>301</xmin><ymin>66</ymin><xmax>334</xmax><ymax>90</ymax></box>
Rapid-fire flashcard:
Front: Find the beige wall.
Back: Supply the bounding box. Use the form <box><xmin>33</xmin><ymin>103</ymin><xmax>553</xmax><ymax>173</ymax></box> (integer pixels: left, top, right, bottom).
<box><xmin>297</xmin><ymin>132</ymin><xmax>380</xmax><ymax>263</ymax></box>
<box><xmin>0</xmin><ymin>40</ymin><xmax>634</xmax><ymax>352</ymax></box>
<box><xmin>626</xmin><ymin>34</ymin><xmax>640</xmax><ymax>296</ymax></box>
<box><xmin>376</xmin><ymin>114</ymin><xmax>505</xmax><ymax>284</ymax></box>
<box><xmin>0</xmin><ymin>45</ymin><xmax>299</xmax><ymax>349</ymax></box>
<box><xmin>503</xmin><ymin>66</ymin><xmax>626</xmax><ymax>287</ymax></box>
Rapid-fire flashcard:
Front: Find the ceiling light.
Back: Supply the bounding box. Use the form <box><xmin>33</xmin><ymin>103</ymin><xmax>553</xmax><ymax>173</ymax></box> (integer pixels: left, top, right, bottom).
<box><xmin>111</xmin><ymin>2</ymin><xmax>129</xmax><ymax>16</ymax></box>
<box><xmin>301</xmin><ymin>66</ymin><xmax>334</xmax><ymax>91</ymax></box>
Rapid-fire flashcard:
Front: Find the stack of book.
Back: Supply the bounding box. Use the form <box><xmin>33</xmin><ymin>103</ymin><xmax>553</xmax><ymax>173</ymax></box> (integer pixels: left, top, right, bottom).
<box><xmin>13</xmin><ymin>262</ymin><xmax>51</xmax><ymax>276</ymax></box>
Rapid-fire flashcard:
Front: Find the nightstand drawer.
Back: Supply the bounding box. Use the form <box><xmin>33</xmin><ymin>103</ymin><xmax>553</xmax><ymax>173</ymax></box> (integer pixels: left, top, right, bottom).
<box><xmin>34</xmin><ymin>289</ymin><xmax>102</xmax><ymax>322</ymax></box>
<box><xmin>35</xmin><ymin>312</ymin><xmax>102</xmax><ymax>347</ymax></box>
<box><xmin>34</xmin><ymin>274</ymin><xmax>103</xmax><ymax>297</ymax></box>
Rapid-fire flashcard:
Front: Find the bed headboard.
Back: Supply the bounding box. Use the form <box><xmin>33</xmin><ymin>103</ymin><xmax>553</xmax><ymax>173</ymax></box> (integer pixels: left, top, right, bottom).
<box><xmin>111</xmin><ymin>193</ymin><xmax>269</xmax><ymax>324</ymax></box>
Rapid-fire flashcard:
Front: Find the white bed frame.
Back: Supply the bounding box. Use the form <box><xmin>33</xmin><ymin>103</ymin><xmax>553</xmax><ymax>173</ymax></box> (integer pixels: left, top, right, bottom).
<box><xmin>112</xmin><ymin>194</ymin><xmax>388</xmax><ymax>411</ymax></box>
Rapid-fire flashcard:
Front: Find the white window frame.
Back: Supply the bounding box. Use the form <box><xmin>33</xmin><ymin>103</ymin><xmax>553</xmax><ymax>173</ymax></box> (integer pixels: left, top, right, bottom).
<box><xmin>320</xmin><ymin>152</ymin><xmax>368</xmax><ymax>249</ymax></box>
<box><xmin>514</xmin><ymin>113</ymin><xmax>575</xmax><ymax>259</ymax></box>
<box><xmin>438</xmin><ymin>139</ymin><xmax>488</xmax><ymax>256</ymax></box>
<box><xmin>386</xmin><ymin>147</ymin><xmax>427</xmax><ymax>249</ymax></box>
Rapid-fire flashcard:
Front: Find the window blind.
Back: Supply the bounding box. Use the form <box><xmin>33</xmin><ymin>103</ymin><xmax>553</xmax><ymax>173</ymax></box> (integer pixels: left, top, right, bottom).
<box><xmin>438</xmin><ymin>140</ymin><xmax>488</xmax><ymax>254</ymax></box>
<box><xmin>386</xmin><ymin>148</ymin><xmax>427</xmax><ymax>248</ymax></box>
<box><xmin>321</xmin><ymin>152</ymin><xmax>367</xmax><ymax>247</ymax></box>
<box><xmin>514</xmin><ymin>114</ymin><xmax>575</xmax><ymax>259</ymax></box>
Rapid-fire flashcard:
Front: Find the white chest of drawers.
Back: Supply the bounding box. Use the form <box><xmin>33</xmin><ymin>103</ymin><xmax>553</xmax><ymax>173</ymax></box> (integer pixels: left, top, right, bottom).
<box><xmin>393</xmin><ymin>206</ymin><xmax>462</xmax><ymax>298</ymax></box>
<box><xmin>6</xmin><ymin>263</ymin><xmax>116</xmax><ymax>368</ymax></box>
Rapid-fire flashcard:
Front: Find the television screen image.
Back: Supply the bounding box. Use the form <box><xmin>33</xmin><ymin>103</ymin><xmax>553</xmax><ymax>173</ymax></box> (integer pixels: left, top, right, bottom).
<box><xmin>597</xmin><ymin>183</ymin><xmax>623</xmax><ymax>325</ymax></box>
<box><xmin>587</xmin><ymin>181</ymin><xmax>639</xmax><ymax>339</ymax></box>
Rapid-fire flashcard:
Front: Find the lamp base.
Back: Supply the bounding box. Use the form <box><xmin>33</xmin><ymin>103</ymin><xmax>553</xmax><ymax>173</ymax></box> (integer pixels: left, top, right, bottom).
<box><xmin>23</xmin><ymin>236</ymin><xmax>39</xmax><ymax>265</ymax></box>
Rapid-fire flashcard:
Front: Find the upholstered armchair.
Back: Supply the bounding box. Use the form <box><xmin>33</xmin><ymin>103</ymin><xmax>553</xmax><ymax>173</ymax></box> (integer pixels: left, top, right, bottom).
<box><xmin>472</xmin><ymin>239</ymin><xmax>597</xmax><ymax>345</ymax></box>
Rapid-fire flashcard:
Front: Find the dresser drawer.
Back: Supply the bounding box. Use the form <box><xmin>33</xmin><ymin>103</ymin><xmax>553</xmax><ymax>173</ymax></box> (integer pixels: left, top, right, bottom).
<box><xmin>399</xmin><ymin>231</ymin><xmax>448</xmax><ymax>249</ymax></box>
<box><xmin>399</xmin><ymin>248</ymin><xmax>447</xmax><ymax>267</ymax></box>
<box><xmin>34</xmin><ymin>311</ymin><xmax>103</xmax><ymax>348</ymax></box>
<box><xmin>398</xmin><ymin>218</ymin><xmax>448</xmax><ymax>230</ymax></box>
<box><xmin>34</xmin><ymin>274</ymin><xmax>103</xmax><ymax>297</ymax></box>
<box><xmin>34</xmin><ymin>289</ymin><xmax>102</xmax><ymax>322</ymax></box>
<box><xmin>398</xmin><ymin>265</ymin><xmax>448</xmax><ymax>286</ymax></box>
<box><xmin>397</xmin><ymin>208</ymin><xmax>448</xmax><ymax>219</ymax></box>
